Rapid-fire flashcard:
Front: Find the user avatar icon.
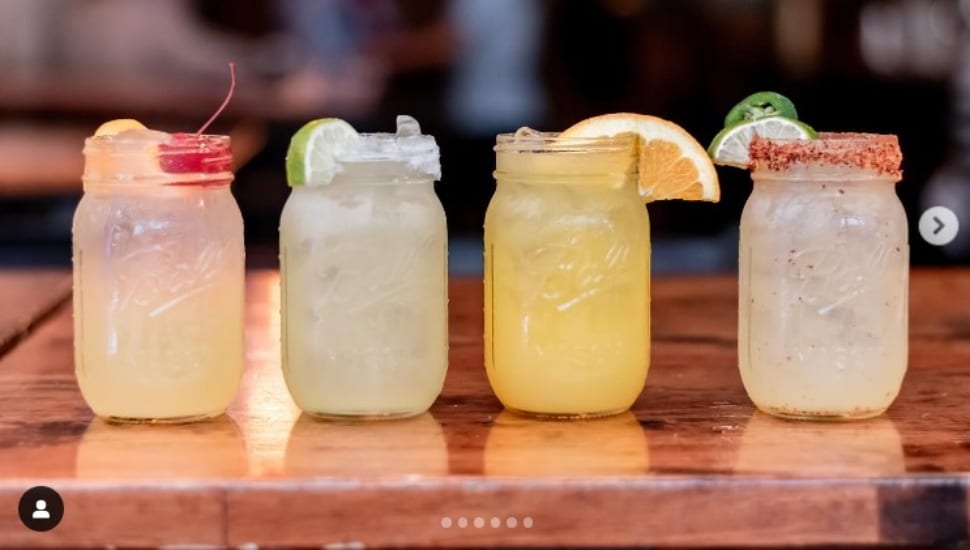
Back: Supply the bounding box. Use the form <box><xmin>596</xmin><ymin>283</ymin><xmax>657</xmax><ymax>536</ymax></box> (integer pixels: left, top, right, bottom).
<box><xmin>18</xmin><ymin>486</ymin><xmax>63</xmax><ymax>531</ymax></box>
<box><xmin>32</xmin><ymin>499</ymin><xmax>51</xmax><ymax>520</ymax></box>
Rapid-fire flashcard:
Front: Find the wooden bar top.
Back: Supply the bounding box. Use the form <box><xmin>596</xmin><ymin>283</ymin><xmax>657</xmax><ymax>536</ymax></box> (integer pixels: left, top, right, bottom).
<box><xmin>0</xmin><ymin>270</ymin><xmax>71</xmax><ymax>354</ymax></box>
<box><xmin>0</xmin><ymin>269</ymin><xmax>969</xmax><ymax>547</ymax></box>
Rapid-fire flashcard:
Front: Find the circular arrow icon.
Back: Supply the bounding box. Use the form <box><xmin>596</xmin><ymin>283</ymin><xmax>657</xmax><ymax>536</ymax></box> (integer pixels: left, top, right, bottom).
<box><xmin>919</xmin><ymin>206</ymin><xmax>959</xmax><ymax>247</ymax></box>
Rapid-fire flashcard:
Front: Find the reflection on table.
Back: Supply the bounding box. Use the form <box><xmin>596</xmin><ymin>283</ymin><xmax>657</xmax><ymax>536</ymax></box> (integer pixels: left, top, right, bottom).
<box><xmin>284</xmin><ymin>413</ymin><xmax>448</xmax><ymax>477</ymax></box>
<box><xmin>735</xmin><ymin>412</ymin><xmax>904</xmax><ymax>476</ymax></box>
<box><xmin>76</xmin><ymin>416</ymin><xmax>247</xmax><ymax>479</ymax></box>
<box><xmin>484</xmin><ymin>411</ymin><xmax>648</xmax><ymax>476</ymax></box>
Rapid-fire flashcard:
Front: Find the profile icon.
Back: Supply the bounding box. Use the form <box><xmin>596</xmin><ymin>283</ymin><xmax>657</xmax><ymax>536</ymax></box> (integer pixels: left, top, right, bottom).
<box><xmin>32</xmin><ymin>499</ymin><xmax>51</xmax><ymax>520</ymax></box>
<box><xmin>18</xmin><ymin>486</ymin><xmax>63</xmax><ymax>532</ymax></box>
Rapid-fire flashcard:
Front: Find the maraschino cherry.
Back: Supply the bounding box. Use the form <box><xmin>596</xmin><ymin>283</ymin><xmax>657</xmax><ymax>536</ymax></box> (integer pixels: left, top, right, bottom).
<box><xmin>159</xmin><ymin>63</ymin><xmax>235</xmax><ymax>175</ymax></box>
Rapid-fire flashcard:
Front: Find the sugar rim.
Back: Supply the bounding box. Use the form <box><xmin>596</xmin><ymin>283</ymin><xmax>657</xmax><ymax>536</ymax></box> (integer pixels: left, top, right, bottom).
<box><xmin>749</xmin><ymin>132</ymin><xmax>902</xmax><ymax>178</ymax></box>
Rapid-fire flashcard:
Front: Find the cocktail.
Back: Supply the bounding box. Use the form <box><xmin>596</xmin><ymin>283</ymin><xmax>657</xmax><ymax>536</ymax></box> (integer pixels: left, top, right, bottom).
<box><xmin>485</xmin><ymin>115</ymin><xmax>720</xmax><ymax>418</ymax></box>
<box><xmin>280</xmin><ymin>116</ymin><xmax>447</xmax><ymax>419</ymax></box>
<box><xmin>709</xmin><ymin>92</ymin><xmax>908</xmax><ymax>419</ymax></box>
<box><xmin>75</xmin><ymin>119</ymin><xmax>244</xmax><ymax>423</ymax></box>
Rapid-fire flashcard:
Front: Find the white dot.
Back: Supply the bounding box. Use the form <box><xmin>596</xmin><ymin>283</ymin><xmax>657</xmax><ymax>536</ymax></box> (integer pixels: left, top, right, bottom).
<box><xmin>490</xmin><ymin>517</ymin><xmax>501</xmax><ymax>528</ymax></box>
<box><xmin>523</xmin><ymin>517</ymin><xmax>534</xmax><ymax>528</ymax></box>
<box><xmin>457</xmin><ymin>517</ymin><xmax>468</xmax><ymax>528</ymax></box>
<box><xmin>506</xmin><ymin>517</ymin><xmax>518</xmax><ymax>528</ymax></box>
<box><xmin>440</xmin><ymin>517</ymin><xmax>452</xmax><ymax>528</ymax></box>
<box><xmin>473</xmin><ymin>517</ymin><xmax>485</xmax><ymax>528</ymax></box>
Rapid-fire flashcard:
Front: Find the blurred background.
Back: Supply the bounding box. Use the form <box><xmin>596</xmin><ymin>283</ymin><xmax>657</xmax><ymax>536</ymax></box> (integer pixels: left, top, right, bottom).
<box><xmin>0</xmin><ymin>0</ymin><xmax>967</xmax><ymax>273</ymax></box>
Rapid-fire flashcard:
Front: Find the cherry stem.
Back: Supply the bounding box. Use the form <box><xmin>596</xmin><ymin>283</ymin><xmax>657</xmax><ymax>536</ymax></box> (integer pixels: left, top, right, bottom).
<box><xmin>196</xmin><ymin>62</ymin><xmax>236</xmax><ymax>135</ymax></box>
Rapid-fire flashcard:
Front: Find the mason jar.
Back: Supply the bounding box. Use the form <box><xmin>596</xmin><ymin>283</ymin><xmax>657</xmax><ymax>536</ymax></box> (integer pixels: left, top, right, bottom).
<box><xmin>279</xmin><ymin>129</ymin><xmax>448</xmax><ymax>420</ymax></box>
<box><xmin>485</xmin><ymin>133</ymin><xmax>650</xmax><ymax>418</ymax></box>
<box><xmin>739</xmin><ymin>133</ymin><xmax>908</xmax><ymax>420</ymax></box>
<box><xmin>74</xmin><ymin>131</ymin><xmax>244</xmax><ymax>423</ymax></box>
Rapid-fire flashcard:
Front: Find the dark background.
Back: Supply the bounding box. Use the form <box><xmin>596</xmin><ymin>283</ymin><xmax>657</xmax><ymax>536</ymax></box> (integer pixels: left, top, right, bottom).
<box><xmin>0</xmin><ymin>0</ymin><xmax>967</xmax><ymax>273</ymax></box>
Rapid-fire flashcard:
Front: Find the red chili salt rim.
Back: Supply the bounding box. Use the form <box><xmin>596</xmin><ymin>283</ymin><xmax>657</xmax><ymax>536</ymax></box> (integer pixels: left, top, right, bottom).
<box><xmin>749</xmin><ymin>132</ymin><xmax>902</xmax><ymax>178</ymax></box>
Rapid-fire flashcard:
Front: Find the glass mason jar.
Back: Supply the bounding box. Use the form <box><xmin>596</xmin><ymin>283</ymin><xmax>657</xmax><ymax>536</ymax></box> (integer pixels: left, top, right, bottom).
<box><xmin>74</xmin><ymin>132</ymin><xmax>245</xmax><ymax>423</ymax></box>
<box><xmin>485</xmin><ymin>133</ymin><xmax>650</xmax><ymax>418</ymax></box>
<box><xmin>739</xmin><ymin>133</ymin><xmax>908</xmax><ymax>420</ymax></box>
<box><xmin>280</xmin><ymin>127</ymin><xmax>448</xmax><ymax>419</ymax></box>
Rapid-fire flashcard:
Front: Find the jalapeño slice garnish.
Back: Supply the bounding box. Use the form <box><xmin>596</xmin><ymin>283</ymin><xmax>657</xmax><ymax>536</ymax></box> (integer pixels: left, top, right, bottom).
<box><xmin>724</xmin><ymin>91</ymin><xmax>798</xmax><ymax>127</ymax></box>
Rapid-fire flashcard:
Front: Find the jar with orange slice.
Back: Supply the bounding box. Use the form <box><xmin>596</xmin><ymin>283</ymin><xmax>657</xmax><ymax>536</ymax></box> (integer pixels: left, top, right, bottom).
<box><xmin>484</xmin><ymin>115</ymin><xmax>719</xmax><ymax>418</ymax></box>
<box><xmin>73</xmin><ymin>68</ymin><xmax>244</xmax><ymax>422</ymax></box>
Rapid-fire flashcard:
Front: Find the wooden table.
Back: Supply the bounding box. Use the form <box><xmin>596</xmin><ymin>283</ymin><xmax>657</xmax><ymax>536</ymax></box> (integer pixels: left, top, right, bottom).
<box><xmin>0</xmin><ymin>269</ymin><xmax>969</xmax><ymax>548</ymax></box>
<box><xmin>0</xmin><ymin>270</ymin><xmax>71</xmax><ymax>354</ymax></box>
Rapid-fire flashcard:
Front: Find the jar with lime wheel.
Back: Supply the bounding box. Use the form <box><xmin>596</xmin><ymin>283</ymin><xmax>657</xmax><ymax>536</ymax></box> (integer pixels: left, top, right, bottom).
<box><xmin>279</xmin><ymin>116</ymin><xmax>448</xmax><ymax>419</ymax></box>
<box><xmin>710</xmin><ymin>92</ymin><xmax>909</xmax><ymax>420</ymax></box>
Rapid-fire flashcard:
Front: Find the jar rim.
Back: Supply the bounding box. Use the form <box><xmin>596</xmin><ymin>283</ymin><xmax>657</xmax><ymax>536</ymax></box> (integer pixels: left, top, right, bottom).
<box><xmin>83</xmin><ymin>132</ymin><xmax>232</xmax><ymax>183</ymax></box>
<box><xmin>495</xmin><ymin>131</ymin><xmax>636</xmax><ymax>153</ymax></box>
<box><xmin>84</xmin><ymin>132</ymin><xmax>230</xmax><ymax>151</ymax></box>
<box><xmin>750</xmin><ymin>132</ymin><xmax>902</xmax><ymax>179</ymax></box>
<box><xmin>332</xmin><ymin>131</ymin><xmax>441</xmax><ymax>181</ymax></box>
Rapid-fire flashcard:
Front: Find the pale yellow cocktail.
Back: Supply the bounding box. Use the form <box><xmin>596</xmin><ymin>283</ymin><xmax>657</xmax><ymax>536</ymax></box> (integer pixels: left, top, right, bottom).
<box><xmin>738</xmin><ymin>134</ymin><xmax>908</xmax><ymax>419</ymax></box>
<box><xmin>74</xmin><ymin>122</ymin><xmax>244</xmax><ymax>422</ymax></box>
<box><xmin>280</xmin><ymin>116</ymin><xmax>448</xmax><ymax>419</ymax></box>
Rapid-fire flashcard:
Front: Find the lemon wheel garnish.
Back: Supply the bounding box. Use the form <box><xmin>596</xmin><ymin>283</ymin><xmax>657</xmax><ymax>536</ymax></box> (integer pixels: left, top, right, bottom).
<box><xmin>94</xmin><ymin>119</ymin><xmax>146</xmax><ymax>136</ymax></box>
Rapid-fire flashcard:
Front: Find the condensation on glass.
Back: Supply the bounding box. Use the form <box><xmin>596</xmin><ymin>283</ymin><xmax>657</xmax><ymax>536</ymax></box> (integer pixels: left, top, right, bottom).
<box><xmin>739</xmin><ymin>133</ymin><xmax>908</xmax><ymax>420</ymax></box>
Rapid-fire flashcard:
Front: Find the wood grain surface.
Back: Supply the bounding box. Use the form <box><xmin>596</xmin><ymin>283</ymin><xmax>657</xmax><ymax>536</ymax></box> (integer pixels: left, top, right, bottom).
<box><xmin>0</xmin><ymin>270</ymin><xmax>969</xmax><ymax>547</ymax></box>
<box><xmin>0</xmin><ymin>270</ymin><xmax>71</xmax><ymax>354</ymax></box>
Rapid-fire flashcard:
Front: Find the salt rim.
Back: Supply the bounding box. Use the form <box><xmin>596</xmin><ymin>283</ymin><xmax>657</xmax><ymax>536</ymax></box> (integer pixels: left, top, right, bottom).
<box><xmin>335</xmin><ymin>132</ymin><xmax>441</xmax><ymax>180</ymax></box>
<box><xmin>332</xmin><ymin>116</ymin><xmax>440</xmax><ymax>181</ymax></box>
<box><xmin>749</xmin><ymin>132</ymin><xmax>902</xmax><ymax>178</ymax></box>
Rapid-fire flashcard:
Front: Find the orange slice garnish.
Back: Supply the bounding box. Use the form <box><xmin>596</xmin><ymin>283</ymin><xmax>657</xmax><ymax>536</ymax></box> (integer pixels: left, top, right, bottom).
<box><xmin>561</xmin><ymin>113</ymin><xmax>720</xmax><ymax>202</ymax></box>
